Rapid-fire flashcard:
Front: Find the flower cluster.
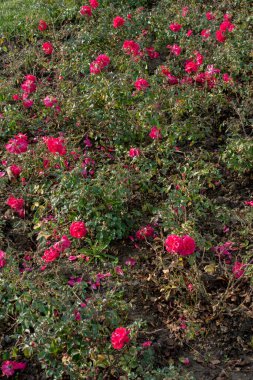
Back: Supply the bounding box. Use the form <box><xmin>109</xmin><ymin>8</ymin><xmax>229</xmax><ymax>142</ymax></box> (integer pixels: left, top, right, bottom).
<box><xmin>90</xmin><ymin>54</ymin><xmax>110</xmax><ymax>74</ymax></box>
<box><xmin>122</xmin><ymin>40</ymin><xmax>140</xmax><ymax>57</ymax></box>
<box><xmin>44</xmin><ymin>136</ymin><xmax>67</xmax><ymax>156</ymax></box>
<box><xmin>165</xmin><ymin>234</ymin><xmax>196</xmax><ymax>256</ymax></box>
<box><xmin>42</xmin><ymin>235</ymin><xmax>71</xmax><ymax>263</ymax></box>
<box><xmin>6</xmin><ymin>195</ymin><xmax>25</xmax><ymax>218</ymax></box>
<box><xmin>6</xmin><ymin>134</ymin><xmax>28</xmax><ymax>154</ymax></box>
<box><xmin>216</xmin><ymin>14</ymin><xmax>235</xmax><ymax>43</ymax></box>
<box><xmin>136</xmin><ymin>225</ymin><xmax>154</xmax><ymax>240</ymax></box>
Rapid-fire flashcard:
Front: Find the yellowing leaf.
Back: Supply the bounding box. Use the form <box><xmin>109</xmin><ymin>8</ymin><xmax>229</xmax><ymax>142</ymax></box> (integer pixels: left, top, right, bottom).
<box><xmin>204</xmin><ymin>263</ymin><xmax>217</xmax><ymax>274</ymax></box>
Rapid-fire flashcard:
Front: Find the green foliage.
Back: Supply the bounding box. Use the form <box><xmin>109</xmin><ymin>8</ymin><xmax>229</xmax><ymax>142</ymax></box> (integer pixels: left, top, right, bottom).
<box><xmin>223</xmin><ymin>137</ymin><xmax>253</xmax><ymax>173</ymax></box>
<box><xmin>0</xmin><ymin>0</ymin><xmax>252</xmax><ymax>378</ymax></box>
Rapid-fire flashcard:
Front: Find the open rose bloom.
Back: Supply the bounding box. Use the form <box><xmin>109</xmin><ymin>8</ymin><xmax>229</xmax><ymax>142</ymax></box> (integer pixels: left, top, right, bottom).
<box><xmin>165</xmin><ymin>234</ymin><xmax>196</xmax><ymax>256</ymax></box>
<box><xmin>69</xmin><ymin>221</ymin><xmax>87</xmax><ymax>238</ymax></box>
<box><xmin>111</xmin><ymin>327</ymin><xmax>130</xmax><ymax>350</ymax></box>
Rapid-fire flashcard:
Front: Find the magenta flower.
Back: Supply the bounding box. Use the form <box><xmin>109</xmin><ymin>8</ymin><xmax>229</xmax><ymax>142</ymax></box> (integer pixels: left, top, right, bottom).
<box><xmin>232</xmin><ymin>262</ymin><xmax>245</xmax><ymax>279</ymax></box>
<box><xmin>0</xmin><ymin>250</ymin><xmax>6</xmax><ymax>268</ymax></box>
<box><xmin>1</xmin><ymin>361</ymin><xmax>26</xmax><ymax>378</ymax></box>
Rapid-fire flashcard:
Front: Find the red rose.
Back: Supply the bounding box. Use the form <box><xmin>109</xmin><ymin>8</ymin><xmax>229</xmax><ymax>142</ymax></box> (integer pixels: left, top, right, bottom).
<box><xmin>5</xmin><ymin>134</ymin><xmax>28</xmax><ymax>154</ymax></box>
<box><xmin>167</xmin><ymin>44</ymin><xmax>181</xmax><ymax>56</ymax></box>
<box><xmin>178</xmin><ymin>235</ymin><xmax>196</xmax><ymax>256</ymax></box>
<box><xmin>136</xmin><ymin>225</ymin><xmax>154</xmax><ymax>240</ymax></box>
<box><xmin>42</xmin><ymin>247</ymin><xmax>60</xmax><ymax>263</ymax></box>
<box><xmin>45</xmin><ymin>137</ymin><xmax>66</xmax><ymax>156</ymax></box>
<box><xmin>185</xmin><ymin>60</ymin><xmax>199</xmax><ymax>74</ymax></box>
<box><xmin>1</xmin><ymin>361</ymin><xmax>26</xmax><ymax>378</ymax></box>
<box><xmin>169</xmin><ymin>23</ymin><xmax>182</xmax><ymax>32</ymax></box>
<box><xmin>134</xmin><ymin>78</ymin><xmax>150</xmax><ymax>91</ymax></box>
<box><xmin>113</xmin><ymin>16</ymin><xmax>125</xmax><ymax>28</ymax></box>
<box><xmin>25</xmin><ymin>74</ymin><xmax>37</xmax><ymax>82</ymax></box>
<box><xmin>89</xmin><ymin>0</ymin><xmax>99</xmax><ymax>9</ymax></box>
<box><xmin>232</xmin><ymin>262</ymin><xmax>245</xmax><ymax>279</ymax></box>
<box><xmin>23</xmin><ymin>99</ymin><xmax>34</xmax><ymax>108</ymax></box>
<box><xmin>80</xmin><ymin>5</ymin><xmax>92</xmax><ymax>16</ymax></box>
<box><xmin>38</xmin><ymin>20</ymin><xmax>48</xmax><ymax>31</ymax></box>
<box><xmin>42</xmin><ymin>41</ymin><xmax>54</xmax><ymax>55</ymax></box>
<box><xmin>122</xmin><ymin>40</ymin><xmax>140</xmax><ymax>56</ymax></box>
<box><xmin>206</xmin><ymin>12</ymin><xmax>215</xmax><ymax>21</ymax></box>
<box><xmin>90</xmin><ymin>54</ymin><xmax>110</xmax><ymax>74</ymax></box>
<box><xmin>12</xmin><ymin>94</ymin><xmax>20</xmax><ymax>101</ymax></box>
<box><xmin>201</xmin><ymin>29</ymin><xmax>211</xmax><ymax>40</ymax></box>
<box><xmin>70</xmin><ymin>221</ymin><xmax>87</xmax><ymax>238</ymax></box>
<box><xmin>111</xmin><ymin>327</ymin><xmax>130</xmax><ymax>350</ymax></box>
<box><xmin>21</xmin><ymin>80</ymin><xmax>37</xmax><ymax>94</ymax></box>
<box><xmin>129</xmin><ymin>148</ymin><xmax>141</xmax><ymax>158</ymax></box>
<box><xmin>53</xmin><ymin>235</ymin><xmax>71</xmax><ymax>253</ymax></box>
<box><xmin>215</xmin><ymin>30</ymin><xmax>226</xmax><ymax>43</ymax></box>
<box><xmin>165</xmin><ymin>234</ymin><xmax>182</xmax><ymax>254</ymax></box>
<box><xmin>10</xmin><ymin>165</ymin><xmax>22</xmax><ymax>176</ymax></box>
<box><xmin>6</xmin><ymin>196</ymin><xmax>24</xmax><ymax>211</ymax></box>
<box><xmin>149</xmin><ymin>126</ymin><xmax>162</xmax><ymax>139</ymax></box>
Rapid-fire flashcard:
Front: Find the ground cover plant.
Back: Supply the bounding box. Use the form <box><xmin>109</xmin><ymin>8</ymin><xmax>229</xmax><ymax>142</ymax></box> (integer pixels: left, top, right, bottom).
<box><xmin>0</xmin><ymin>0</ymin><xmax>253</xmax><ymax>378</ymax></box>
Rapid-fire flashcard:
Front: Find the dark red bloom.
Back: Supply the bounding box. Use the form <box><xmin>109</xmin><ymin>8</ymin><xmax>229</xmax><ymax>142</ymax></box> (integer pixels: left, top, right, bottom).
<box><xmin>149</xmin><ymin>126</ymin><xmax>162</xmax><ymax>139</ymax></box>
<box><xmin>1</xmin><ymin>361</ymin><xmax>26</xmax><ymax>378</ymax></box>
<box><xmin>165</xmin><ymin>234</ymin><xmax>196</xmax><ymax>256</ymax></box>
<box><xmin>206</xmin><ymin>12</ymin><xmax>215</xmax><ymax>21</ymax></box>
<box><xmin>45</xmin><ymin>137</ymin><xmax>66</xmax><ymax>156</ymax></box>
<box><xmin>178</xmin><ymin>235</ymin><xmax>196</xmax><ymax>256</ymax></box>
<box><xmin>136</xmin><ymin>225</ymin><xmax>154</xmax><ymax>240</ymax></box>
